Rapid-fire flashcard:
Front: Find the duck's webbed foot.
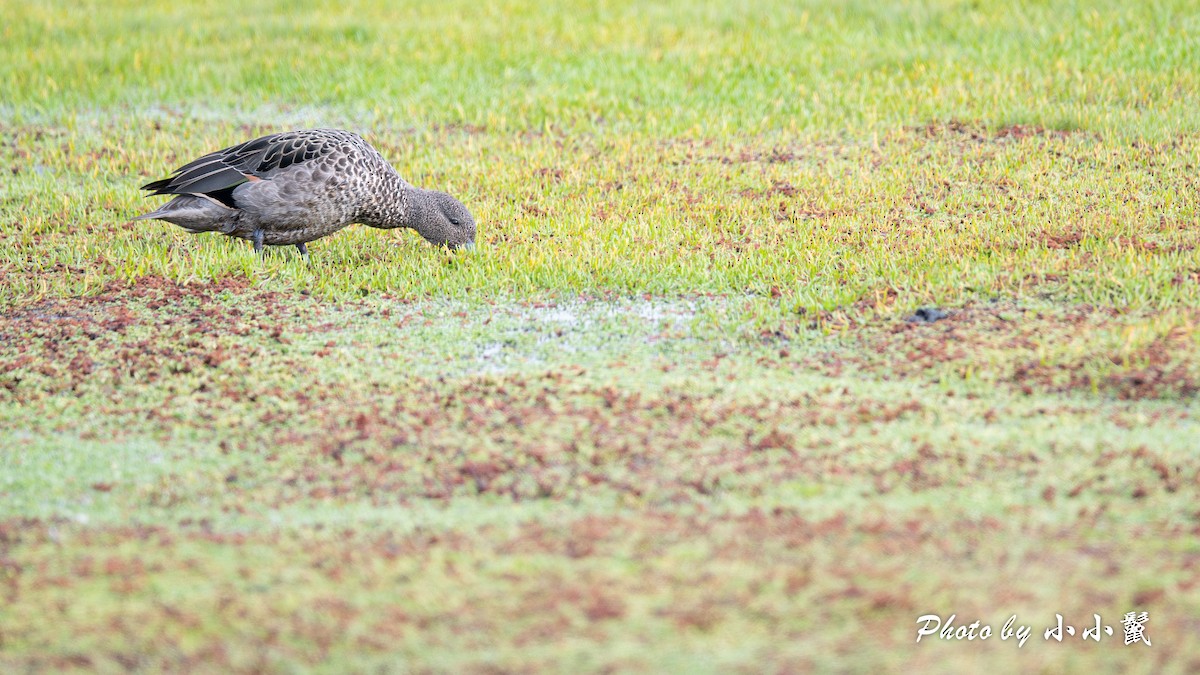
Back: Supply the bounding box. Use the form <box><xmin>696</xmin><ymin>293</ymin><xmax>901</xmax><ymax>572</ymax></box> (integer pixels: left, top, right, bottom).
<box><xmin>296</xmin><ymin>243</ymin><xmax>310</xmax><ymax>263</ymax></box>
<box><xmin>252</xmin><ymin>229</ymin><xmax>264</xmax><ymax>254</ymax></box>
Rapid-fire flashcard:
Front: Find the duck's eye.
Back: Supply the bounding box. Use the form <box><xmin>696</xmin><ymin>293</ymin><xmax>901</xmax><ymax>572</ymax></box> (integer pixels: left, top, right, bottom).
<box><xmin>449</xmin><ymin>218</ymin><xmax>461</xmax><ymax>225</ymax></box>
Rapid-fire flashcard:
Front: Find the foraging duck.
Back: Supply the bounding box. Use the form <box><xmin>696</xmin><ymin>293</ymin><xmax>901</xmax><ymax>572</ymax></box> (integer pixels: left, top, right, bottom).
<box><xmin>136</xmin><ymin>128</ymin><xmax>476</xmax><ymax>257</ymax></box>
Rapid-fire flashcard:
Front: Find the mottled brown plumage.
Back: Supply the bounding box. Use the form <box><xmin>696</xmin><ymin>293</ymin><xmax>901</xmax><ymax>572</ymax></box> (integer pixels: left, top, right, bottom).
<box><xmin>135</xmin><ymin>129</ymin><xmax>476</xmax><ymax>257</ymax></box>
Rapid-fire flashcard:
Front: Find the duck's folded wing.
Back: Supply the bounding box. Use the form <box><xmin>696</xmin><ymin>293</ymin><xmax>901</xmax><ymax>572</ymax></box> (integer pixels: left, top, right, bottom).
<box><xmin>141</xmin><ymin>130</ymin><xmax>340</xmax><ymax>197</ymax></box>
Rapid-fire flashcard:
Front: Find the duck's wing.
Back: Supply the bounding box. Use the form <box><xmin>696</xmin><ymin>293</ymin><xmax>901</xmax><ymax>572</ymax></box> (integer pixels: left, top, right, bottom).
<box><xmin>141</xmin><ymin>129</ymin><xmax>351</xmax><ymax>203</ymax></box>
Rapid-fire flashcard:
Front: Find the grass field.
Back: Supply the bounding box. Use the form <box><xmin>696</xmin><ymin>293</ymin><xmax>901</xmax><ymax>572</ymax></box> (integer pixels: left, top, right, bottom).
<box><xmin>2</xmin><ymin>0</ymin><xmax>1200</xmax><ymax>672</ymax></box>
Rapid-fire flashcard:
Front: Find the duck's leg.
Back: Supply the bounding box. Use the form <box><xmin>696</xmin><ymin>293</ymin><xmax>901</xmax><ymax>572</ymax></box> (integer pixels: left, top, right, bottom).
<box><xmin>252</xmin><ymin>229</ymin><xmax>264</xmax><ymax>254</ymax></box>
<box><xmin>296</xmin><ymin>242</ymin><xmax>310</xmax><ymax>263</ymax></box>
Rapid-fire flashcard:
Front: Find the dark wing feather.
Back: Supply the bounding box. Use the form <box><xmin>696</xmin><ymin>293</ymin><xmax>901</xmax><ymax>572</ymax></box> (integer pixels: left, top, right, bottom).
<box><xmin>168</xmin><ymin>165</ymin><xmax>251</xmax><ymax>197</ymax></box>
<box><xmin>140</xmin><ymin>131</ymin><xmax>340</xmax><ymax>202</ymax></box>
<box><xmin>141</xmin><ymin>176</ymin><xmax>174</xmax><ymax>192</ymax></box>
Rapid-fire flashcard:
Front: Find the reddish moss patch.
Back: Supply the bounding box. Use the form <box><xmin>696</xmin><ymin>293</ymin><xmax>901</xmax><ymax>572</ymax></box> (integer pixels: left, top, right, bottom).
<box><xmin>785</xmin><ymin>304</ymin><xmax>1200</xmax><ymax>401</ymax></box>
<box><xmin>0</xmin><ymin>276</ymin><xmax>328</xmax><ymax>400</ymax></box>
<box><xmin>2</xmin><ymin>512</ymin><xmax>1197</xmax><ymax>671</ymax></box>
<box><xmin>913</xmin><ymin>120</ymin><xmax>1085</xmax><ymax>142</ymax></box>
<box><xmin>245</xmin><ymin>378</ymin><xmax>927</xmax><ymax>506</ymax></box>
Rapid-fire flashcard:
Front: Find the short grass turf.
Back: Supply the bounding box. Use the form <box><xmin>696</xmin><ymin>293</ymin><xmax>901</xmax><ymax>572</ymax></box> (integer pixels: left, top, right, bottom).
<box><xmin>2</xmin><ymin>0</ymin><xmax>1200</xmax><ymax>672</ymax></box>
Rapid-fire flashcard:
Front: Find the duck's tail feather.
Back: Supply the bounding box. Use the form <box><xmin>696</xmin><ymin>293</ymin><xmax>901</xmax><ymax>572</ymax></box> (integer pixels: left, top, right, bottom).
<box><xmin>141</xmin><ymin>177</ymin><xmax>173</xmax><ymax>192</ymax></box>
<box><xmin>133</xmin><ymin>194</ymin><xmax>239</xmax><ymax>234</ymax></box>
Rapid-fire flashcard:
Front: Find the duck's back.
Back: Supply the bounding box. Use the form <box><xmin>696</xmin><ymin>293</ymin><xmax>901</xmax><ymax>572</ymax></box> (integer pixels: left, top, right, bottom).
<box><xmin>139</xmin><ymin>129</ymin><xmax>404</xmax><ymax>246</ymax></box>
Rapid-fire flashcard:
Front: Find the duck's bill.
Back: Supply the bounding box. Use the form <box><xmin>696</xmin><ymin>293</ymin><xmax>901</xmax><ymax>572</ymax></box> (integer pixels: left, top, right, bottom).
<box><xmin>452</xmin><ymin>242</ymin><xmax>476</xmax><ymax>252</ymax></box>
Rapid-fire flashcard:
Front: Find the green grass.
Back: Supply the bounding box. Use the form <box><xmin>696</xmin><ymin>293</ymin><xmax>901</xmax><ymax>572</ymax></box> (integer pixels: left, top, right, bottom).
<box><xmin>2</xmin><ymin>0</ymin><xmax>1200</xmax><ymax>672</ymax></box>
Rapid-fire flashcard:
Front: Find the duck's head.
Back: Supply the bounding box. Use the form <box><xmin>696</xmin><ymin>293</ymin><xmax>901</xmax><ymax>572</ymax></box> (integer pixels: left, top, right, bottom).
<box><xmin>412</xmin><ymin>189</ymin><xmax>476</xmax><ymax>251</ymax></box>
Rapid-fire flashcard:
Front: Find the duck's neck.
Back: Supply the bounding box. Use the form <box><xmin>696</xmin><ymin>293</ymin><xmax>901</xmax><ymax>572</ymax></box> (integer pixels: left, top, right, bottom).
<box><xmin>358</xmin><ymin>170</ymin><xmax>418</xmax><ymax>230</ymax></box>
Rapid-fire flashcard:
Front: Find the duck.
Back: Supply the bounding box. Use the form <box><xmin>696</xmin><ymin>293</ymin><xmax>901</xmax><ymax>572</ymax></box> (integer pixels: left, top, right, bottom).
<box><xmin>135</xmin><ymin>128</ymin><xmax>476</xmax><ymax>258</ymax></box>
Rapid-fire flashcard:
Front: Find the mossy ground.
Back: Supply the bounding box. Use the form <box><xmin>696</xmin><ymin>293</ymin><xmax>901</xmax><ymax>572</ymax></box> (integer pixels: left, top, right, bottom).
<box><xmin>2</xmin><ymin>0</ymin><xmax>1199</xmax><ymax>672</ymax></box>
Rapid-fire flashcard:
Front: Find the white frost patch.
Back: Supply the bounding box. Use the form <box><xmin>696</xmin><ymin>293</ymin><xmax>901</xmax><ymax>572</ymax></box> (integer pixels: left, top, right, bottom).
<box><xmin>479</xmin><ymin>343</ymin><xmax>506</xmax><ymax>360</ymax></box>
<box><xmin>539</xmin><ymin>308</ymin><xmax>579</xmax><ymax>324</ymax></box>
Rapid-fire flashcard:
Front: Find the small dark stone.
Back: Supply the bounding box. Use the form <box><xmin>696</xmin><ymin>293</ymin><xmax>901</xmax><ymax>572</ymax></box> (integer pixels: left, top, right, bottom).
<box><xmin>906</xmin><ymin>307</ymin><xmax>950</xmax><ymax>323</ymax></box>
